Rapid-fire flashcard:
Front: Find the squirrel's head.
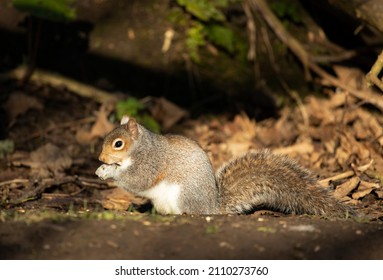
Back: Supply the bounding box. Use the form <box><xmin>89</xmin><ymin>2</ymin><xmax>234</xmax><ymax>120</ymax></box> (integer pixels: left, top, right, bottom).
<box><xmin>98</xmin><ymin>116</ymin><xmax>139</xmax><ymax>165</ymax></box>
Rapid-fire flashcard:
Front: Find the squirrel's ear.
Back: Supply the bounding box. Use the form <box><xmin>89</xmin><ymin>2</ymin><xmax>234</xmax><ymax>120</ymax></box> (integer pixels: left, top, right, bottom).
<box><xmin>120</xmin><ymin>115</ymin><xmax>130</xmax><ymax>125</ymax></box>
<box><xmin>126</xmin><ymin>118</ymin><xmax>139</xmax><ymax>140</ymax></box>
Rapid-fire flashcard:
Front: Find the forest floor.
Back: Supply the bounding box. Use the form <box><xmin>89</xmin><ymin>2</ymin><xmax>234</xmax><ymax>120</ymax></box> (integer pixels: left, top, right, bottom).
<box><xmin>1</xmin><ymin>79</ymin><xmax>383</xmax><ymax>259</ymax></box>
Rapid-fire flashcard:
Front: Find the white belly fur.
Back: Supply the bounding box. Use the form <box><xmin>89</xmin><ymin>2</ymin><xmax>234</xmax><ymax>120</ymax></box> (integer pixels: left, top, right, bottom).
<box><xmin>140</xmin><ymin>181</ymin><xmax>181</xmax><ymax>214</ymax></box>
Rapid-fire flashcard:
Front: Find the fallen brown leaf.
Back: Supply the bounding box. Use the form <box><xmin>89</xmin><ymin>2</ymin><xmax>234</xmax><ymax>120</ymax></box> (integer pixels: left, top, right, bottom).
<box><xmin>352</xmin><ymin>180</ymin><xmax>379</xmax><ymax>200</ymax></box>
<box><xmin>76</xmin><ymin>102</ymin><xmax>115</xmax><ymax>144</ymax></box>
<box><xmin>306</xmin><ymin>96</ymin><xmax>335</xmax><ymax>125</ymax></box>
<box><xmin>375</xmin><ymin>190</ymin><xmax>383</xmax><ymax>199</ymax></box>
<box><xmin>255</xmin><ymin>109</ymin><xmax>297</xmax><ymax>146</ymax></box>
<box><xmin>328</xmin><ymin>91</ymin><xmax>356</xmax><ymax>109</ymax></box>
<box><xmin>145</xmin><ymin>97</ymin><xmax>188</xmax><ymax>131</ymax></box>
<box><xmin>16</xmin><ymin>143</ymin><xmax>73</xmax><ymax>177</ymax></box>
<box><xmin>273</xmin><ymin>141</ymin><xmax>314</xmax><ymax>156</ymax></box>
<box><xmin>100</xmin><ymin>188</ymin><xmax>148</xmax><ymax>211</ymax></box>
<box><xmin>319</xmin><ymin>170</ymin><xmax>355</xmax><ymax>187</ymax></box>
<box><xmin>355</xmin><ymin>159</ymin><xmax>374</xmax><ymax>172</ymax></box>
<box><xmin>335</xmin><ymin>134</ymin><xmax>370</xmax><ymax>167</ymax></box>
<box><xmin>353</xmin><ymin>119</ymin><xmax>370</xmax><ymax>140</ymax></box>
<box><xmin>333</xmin><ymin>65</ymin><xmax>364</xmax><ymax>90</ymax></box>
<box><xmin>225</xmin><ymin>113</ymin><xmax>257</xmax><ymax>156</ymax></box>
<box><xmin>358</xmin><ymin>110</ymin><xmax>383</xmax><ymax>147</ymax></box>
<box><xmin>4</xmin><ymin>92</ymin><xmax>43</xmax><ymax>125</ymax></box>
<box><xmin>334</xmin><ymin>177</ymin><xmax>360</xmax><ymax>199</ymax></box>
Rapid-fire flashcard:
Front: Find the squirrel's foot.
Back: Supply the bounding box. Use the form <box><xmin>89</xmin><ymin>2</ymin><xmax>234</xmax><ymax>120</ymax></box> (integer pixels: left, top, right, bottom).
<box><xmin>95</xmin><ymin>163</ymin><xmax>119</xmax><ymax>180</ymax></box>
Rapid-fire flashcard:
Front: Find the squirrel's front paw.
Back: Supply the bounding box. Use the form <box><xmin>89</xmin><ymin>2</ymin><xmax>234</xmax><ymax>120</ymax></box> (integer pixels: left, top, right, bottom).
<box><xmin>95</xmin><ymin>164</ymin><xmax>118</xmax><ymax>180</ymax></box>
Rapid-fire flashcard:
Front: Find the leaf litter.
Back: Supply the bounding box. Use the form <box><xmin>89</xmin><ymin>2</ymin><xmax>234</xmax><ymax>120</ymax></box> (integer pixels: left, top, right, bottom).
<box><xmin>183</xmin><ymin>92</ymin><xmax>383</xmax><ymax>219</ymax></box>
<box><xmin>0</xmin><ymin>82</ymin><xmax>382</xmax><ymax>220</ymax></box>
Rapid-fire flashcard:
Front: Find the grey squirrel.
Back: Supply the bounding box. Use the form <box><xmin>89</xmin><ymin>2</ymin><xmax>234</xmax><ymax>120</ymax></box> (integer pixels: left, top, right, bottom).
<box><xmin>95</xmin><ymin>116</ymin><xmax>353</xmax><ymax>217</ymax></box>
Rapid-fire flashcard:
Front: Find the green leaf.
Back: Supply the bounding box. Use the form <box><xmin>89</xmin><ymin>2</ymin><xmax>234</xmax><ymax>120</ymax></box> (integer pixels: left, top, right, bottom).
<box><xmin>0</xmin><ymin>139</ymin><xmax>14</xmax><ymax>159</ymax></box>
<box><xmin>116</xmin><ymin>98</ymin><xmax>160</xmax><ymax>133</ymax></box>
<box><xmin>140</xmin><ymin>114</ymin><xmax>161</xmax><ymax>134</ymax></box>
<box><xmin>270</xmin><ymin>1</ymin><xmax>302</xmax><ymax>24</ymax></box>
<box><xmin>205</xmin><ymin>24</ymin><xmax>235</xmax><ymax>53</ymax></box>
<box><xmin>214</xmin><ymin>0</ymin><xmax>230</xmax><ymax>7</ymax></box>
<box><xmin>186</xmin><ymin>23</ymin><xmax>206</xmax><ymax>63</ymax></box>
<box><xmin>12</xmin><ymin>0</ymin><xmax>76</xmax><ymax>22</ymax></box>
<box><xmin>167</xmin><ymin>7</ymin><xmax>188</xmax><ymax>26</ymax></box>
<box><xmin>176</xmin><ymin>0</ymin><xmax>225</xmax><ymax>22</ymax></box>
<box><xmin>116</xmin><ymin>97</ymin><xmax>145</xmax><ymax>120</ymax></box>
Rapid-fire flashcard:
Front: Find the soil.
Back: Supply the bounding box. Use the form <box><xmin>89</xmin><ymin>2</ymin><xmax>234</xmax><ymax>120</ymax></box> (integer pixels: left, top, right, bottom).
<box><xmin>1</xmin><ymin>82</ymin><xmax>383</xmax><ymax>260</ymax></box>
<box><xmin>1</xmin><ymin>213</ymin><xmax>383</xmax><ymax>260</ymax></box>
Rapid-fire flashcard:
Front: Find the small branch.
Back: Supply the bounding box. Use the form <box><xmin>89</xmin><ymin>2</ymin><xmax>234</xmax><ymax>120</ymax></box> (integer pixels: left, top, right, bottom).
<box><xmin>366</xmin><ymin>50</ymin><xmax>383</xmax><ymax>92</ymax></box>
<box><xmin>311</xmin><ymin>50</ymin><xmax>357</xmax><ymax>63</ymax></box>
<box><xmin>19</xmin><ymin>116</ymin><xmax>96</xmax><ymax>143</ymax></box>
<box><xmin>319</xmin><ymin>170</ymin><xmax>355</xmax><ymax>187</ymax></box>
<box><xmin>311</xmin><ymin>62</ymin><xmax>383</xmax><ymax>111</ymax></box>
<box><xmin>353</xmin><ymin>159</ymin><xmax>374</xmax><ymax>172</ymax></box>
<box><xmin>319</xmin><ymin>160</ymin><xmax>374</xmax><ymax>187</ymax></box>
<box><xmin>243</xmin><ymin>1</ymin><xmax>257</xmax><ymax>61</ymax></box>
<box><xmin>0</xmin><ymin>179</ymin><xmax>30</xmax><ymax>188</ymax></box>
<box><xmin>249</xmin><ymin>0</ymin><xmax>311</xmax><ymax>79</ymax></box>
<box><xmin>333</xmin><ymin>177</ymin><xmax>360</xmax><ymax>199</ymax></box>
<box><xmin>1</xmin><ymin>66</ymin><xmax>119</xmax><ymax>104</ymax></box>
<box><xmin>273</xmin><ymin>141</ymin><xmax>313</xmax><ymax>155</ymax></box>
<box><xmin>249</xmin><ymin>0</ymin><xmax>383</xmax><ymax>112</ymax></box>
<box><xmin>256</xmin><ymin>16</ymin><xmax>309</xmax><ymax>130</ymax></box>
<box><xmin>77</xmin><ymin>176</ymin><xmax>116</xmax><ymax>188</ymax></box>
<box><xmin>1</xmin><ymin>176</ymin><xmax>113</xmax><ymax>206</ymax></box>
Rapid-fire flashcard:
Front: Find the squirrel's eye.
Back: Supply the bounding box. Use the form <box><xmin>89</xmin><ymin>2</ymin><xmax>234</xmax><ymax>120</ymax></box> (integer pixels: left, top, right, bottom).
<box><xmin>112</xmin><ymin>139</ymin><xmax>124</xmax><ymax>150</ymax></box>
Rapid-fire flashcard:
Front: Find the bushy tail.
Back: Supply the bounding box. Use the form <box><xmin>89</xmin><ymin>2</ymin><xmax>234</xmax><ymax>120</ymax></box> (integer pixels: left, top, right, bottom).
<box><xmin>216</xmin><ymin>150</ymin><xmax>354</xmax><ymax>218</ymax></box>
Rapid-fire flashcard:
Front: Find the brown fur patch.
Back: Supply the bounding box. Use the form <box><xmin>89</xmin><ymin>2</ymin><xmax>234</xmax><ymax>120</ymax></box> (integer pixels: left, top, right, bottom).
<box><xmin>150</xmin><ymin>171</ymin><xmax>167</xmax><ymax>188</ymax></box>
<box><xmin>167</xmin><ymin>135</ymin><xmax>199</xmax><ymax>148</ymax></box>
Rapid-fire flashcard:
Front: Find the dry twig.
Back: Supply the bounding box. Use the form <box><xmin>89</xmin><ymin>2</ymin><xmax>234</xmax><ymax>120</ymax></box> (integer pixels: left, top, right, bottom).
<box><xmin>366</xmin><ymin>50</ymin><xmax>383</xmax><ymax>92</ymax></box>
<box><xmin>1</xmin><ymin>176</ymin><xmax>113</xmax><ymax>206</ymax></box>
<box><xmin>19</xmin><ymin>116</ymin><xmax>96</xmax><ymax>143</ymax></box>
<box><xmin>243</xmin><ymin>1</ymin><xmax>257</xmax><ymax>61</ymax></box>
<box><xmin>249</xmin><ymin>0</ymin><xmax>383</xmax><ymax>112</ymax></box>
<box><xmin>319</xmin><ymin>171</ymin><xmax>355</xmax><ymax>187</ymax></box>
<box><xmin>319</xmin><ymin>160</ymin><xmax>374</xmax><ymax>187</ymax></box>
<box><xmin>0</xmin><ymin>179</ymin><xmax>30</xmax><ymax>188</ymax></box>
<box><xmin>1</xmin><ymin>66</ymin><xmax>119</xmax><ymax>104</ymax></box>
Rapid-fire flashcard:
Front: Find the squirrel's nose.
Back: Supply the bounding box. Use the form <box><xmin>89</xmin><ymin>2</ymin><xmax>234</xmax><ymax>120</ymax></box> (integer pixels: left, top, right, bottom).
<box><xmin>99</xmin><ymin>154</ymin><xmax>105</xmax><ymax>163</ymax></box>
